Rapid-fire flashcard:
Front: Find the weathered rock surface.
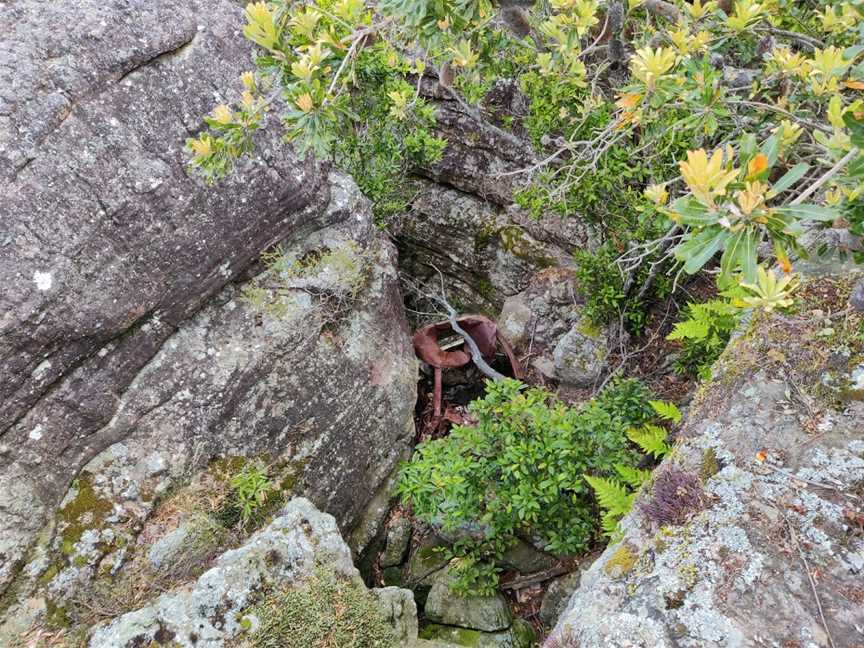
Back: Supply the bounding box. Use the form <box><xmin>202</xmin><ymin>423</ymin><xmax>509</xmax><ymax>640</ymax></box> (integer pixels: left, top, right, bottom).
<box><xmin>88</xmin><ymin>498</ymin><xmax>357</xmax><ymax>647</ymax></box>
<box><xmin>425</xmin><ymin>568</ymin><xmax>513</xmax><ymax>633</ymax></box>
<box><xmin>0</xmin><ymin>0</ymin><xmax>416</xmax><ymax>611</ymax></box>
<box><xmin>395</xmin><ymin>182</ymin><xmax>591</xmax><ymax>314</ymax></box>
<box><xmin>417</xmin><ymin>79</ymin><xmax>535</xmax><ymax>206</ymax></box>
<box><xmin>547</xmin><ymin>272</ymin><xmax>864</xmax><ymax>647</ymax></box>
<box><xmin>381</xmin><ymin>518</ymin><xmax>413</xmax><ymax>569</ymax></box>
<box><xmin>537</xmin><ymin>571</ymin><xmax>582</xmax><ymax>630</ymax></box>
<box><xmin>498</xmin><ymin>269</ymin><xmax>612</xmax><ymax>385</ymax></box>
<box><xmin>420</xmin><ymin>619</ymin><xmax>536</xmax><ymax>648</ymax></box>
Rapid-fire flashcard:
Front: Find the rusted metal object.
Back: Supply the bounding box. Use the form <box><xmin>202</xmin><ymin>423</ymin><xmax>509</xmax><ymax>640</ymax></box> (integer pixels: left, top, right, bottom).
<box><xmin>413</xmin><ymin>315</ymin><xmax>522</xmax><ymax>433</ymax></box>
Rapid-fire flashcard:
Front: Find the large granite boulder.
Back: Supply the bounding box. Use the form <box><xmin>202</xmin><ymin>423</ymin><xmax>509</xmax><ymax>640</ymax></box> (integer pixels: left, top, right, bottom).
<box><xmin>546</xmin><ymin>271</ymin><xmax>864</xmax><ymax>647</ymax></box>
<box><xmin>0</xmin><ymin>0</ymin><xmax>416</xmax><ymax>614</ymax></box>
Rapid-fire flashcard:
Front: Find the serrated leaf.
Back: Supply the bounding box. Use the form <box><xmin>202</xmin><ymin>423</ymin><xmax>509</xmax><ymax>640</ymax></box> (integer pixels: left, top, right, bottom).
<box><xmin>627</xmin><ymin>424</ymin><xmax>671</xmax><ymax>459</ymax></box>
<box><xmin>614</xmin><ymin>463</ymin><xmax>653</xmax><ymax>487</ymax></box>
<box><xmin>670</xmin><ymin>196</ymin><xmax>716</xmax><ymax>226</ymax></box>
<box><xmin>848</xmin><ymin>155</ymin><xmax>864</xmax><ymax>178</ymax></box>
<box><xmin>584</xmin><ymin>475</ymin><xmax>633</xmax><ymax>516</ymax></box>
<box><xmin>720</xmin><ymin>227</ymin><xmax>759</xmax><ymax>284</ymax></box>
<box><xmin>666</xmin><ymin>318</ymin><xmax>710</xmax><ymax>341</ymax></box>
<box><xmin>760</xmin><ymin>133</ymin><xmax>780</xmax><ymax>167</ymax></box>
<box><xmin>675</xmin><ymin>227</ymin><xmax>731</xmax><ymax>275</ymax></box>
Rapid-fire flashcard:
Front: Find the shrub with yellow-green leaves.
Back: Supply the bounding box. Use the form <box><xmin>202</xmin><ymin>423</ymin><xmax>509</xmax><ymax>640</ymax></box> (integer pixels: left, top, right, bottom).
<box><xmin>188</xmin><ymin>0</ymin><xmax>864</xmax><ymax>304</ymax></box>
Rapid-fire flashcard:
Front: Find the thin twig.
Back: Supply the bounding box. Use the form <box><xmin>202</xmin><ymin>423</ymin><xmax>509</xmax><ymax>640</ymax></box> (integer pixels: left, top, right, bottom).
<box><xmin>790</xmin><ymin>147</ymin><xmax>860</xmax><ymax>206</ymax></box>
<box><xmin>780</xmin><ymin>510</ymin><xmax>837</xmax><ymax>648</ymax></box>
<box><xmin>726</xmin><ymin>100</ymin><xmax>832</xmax><ymax>135</ymax></box>
<box><xmin>419</xmin><ymin>265</ymin><xmax>509</xmax><ymax>382</ymax></box>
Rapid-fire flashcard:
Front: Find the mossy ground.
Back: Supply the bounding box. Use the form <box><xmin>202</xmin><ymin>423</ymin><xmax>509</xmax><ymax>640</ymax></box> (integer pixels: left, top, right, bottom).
<box><xmin>234</xmin><ymin>566</ymin><xmax>396</xmax><ymax>648</ymax></box>
<box><xmin>690</xmin><ymin>273</ymin><xmax>864</xmax><ymax>420</ymax></box>
<box><xmin>30</xmin><ymin>453</ymin><xmax>308</xmax><ymax>639</ymax></box>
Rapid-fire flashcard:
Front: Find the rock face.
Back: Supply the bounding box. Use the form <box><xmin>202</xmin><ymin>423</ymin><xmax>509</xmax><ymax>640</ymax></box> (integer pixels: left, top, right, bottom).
<box><xmin>87</xmin><ymin>498</ymin><xmax>359</xmax><ymax>647</ymax></box>
<box><xmin>395</xmin><ymin>182</ymin><xmax>591</xmax><ymax>314</ymax></box>
<box><xmin>547</xmin><ymin>272</ymin><xmax>864</xmax><ymax>647</ymax></box>
<box><xmin>425</xmin><ymin>569</ymin><xmax>513</xmax><ymax>633</ymax></box>
<box><xmin>0</xmin><ymin>0</ymin><xmax>416</xmax><ymax>608</ymax></box>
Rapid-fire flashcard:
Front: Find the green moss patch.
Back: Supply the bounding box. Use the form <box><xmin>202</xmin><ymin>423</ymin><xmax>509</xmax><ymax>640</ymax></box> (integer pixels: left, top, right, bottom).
<box><xmin>240</xmin><ymin>566</ymin><xmax>396</xmax><ymax>648</ymax></box>
<box><xmin>57</xmin><ymin>473</ymin><xmax>113</xmax><ymax>555</ymax></box>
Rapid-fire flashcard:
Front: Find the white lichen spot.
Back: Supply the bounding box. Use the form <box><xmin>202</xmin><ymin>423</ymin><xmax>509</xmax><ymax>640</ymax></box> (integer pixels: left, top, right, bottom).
<box><xmin>31</xmin><ymin>359</ymin><xmax>52</xmax><ymax>380</ymax></box>
<box><xmin>33</xmin><ymin>271</ymin><xmax>53</xmax><ymax>291</ymax></box>
<box><xmin>29</xmin><ymin>425</ymin><xmax>44</xmax><ymax>441</ymax></box>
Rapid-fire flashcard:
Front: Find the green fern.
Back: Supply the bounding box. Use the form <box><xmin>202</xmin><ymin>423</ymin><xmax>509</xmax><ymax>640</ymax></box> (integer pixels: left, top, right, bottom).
<box><xmin>667</xmin><ymin>299</ymin><xmax>740</xmax><ymax>379</ymax></box>
<box><xmin>584</xmin><ymin>474</ymin><xmax>637</xmax><ymax>537</ymax></box>
<box><xmin>614</xmin><ymin>464</ymin><xmax>653</xmax><ymax>488</ymax></box>
<box><xmin>583</xmin><ymin>475</ymin><xmax>634</xmax><ymax>516</ymax></box>
<box><xmin>627</xmin><ymin>423</ymin><xmax>671</xmax><ymax>459</ymax></box>
<box><xmin>648</xmin><ymin>400</ymin><xmax>682</xmax><ymax>424</ymax></box>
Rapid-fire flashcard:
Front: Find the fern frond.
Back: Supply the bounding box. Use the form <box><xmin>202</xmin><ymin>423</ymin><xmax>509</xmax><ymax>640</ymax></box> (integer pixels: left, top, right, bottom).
<box><xmin>649</xmin><ymin>400</ymin><xmax>682</xmax><ymax>424</ymax></box>
<box><xmin>666</xmin><ymin>319</ymin><xmax>709</xmax><ymax>341</ymax></box>
<box><xmin>627</xmin><ymin>424</ymin><xmax>671</xmax><ymax>459</ymax></box>
<box><xmin>614</xmin><ymin>463</ymin><xmax>653</xmax><ymax>488</ymax></box>
<box><xmin>584</xmin><ymin>475</ymin><xmax>633</xmax><ymax>516</ymax></box>
<box><xmin>600</xmin><ymin>511</ymin><xmax>622</xmax><ymax>537</ymax></box>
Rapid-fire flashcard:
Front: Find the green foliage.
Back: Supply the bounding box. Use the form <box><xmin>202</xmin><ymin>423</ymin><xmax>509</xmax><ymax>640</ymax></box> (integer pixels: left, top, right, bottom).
<box><xmin>626</xmin><ymin>424</ymin><xmax>671</xmax><ymax>460</ymax></box>
<box><xmin>244</xmin><ymin>566</ymin><xmax>396</xmax><ymax>648</ymax></box>
<box><xmin>190</xmin><ymin>0</ymin><xmax>864</xmax><ymax>296</ymax></box>
<box><xmin>648</xmin><ymin>399</ymin><xmax>682</xmax><ymax>424</ymax></box>
<box><xmin>584</xmin><ymin>400</ymin><xmax>677</xmax><ymax>537</ymax></box>
<box><xmin>573</xmin><ymin>243</ymin><xmax>671</xmax><ymax>334</ymax></box>
<box><xmin>396</xmin><ymin>378</ymin><xmax>652</xmax><ymax>594</ymax></box>
<box><xmin>583</xmin><ymin>474</ymin><xmax>636</xmax><ymax>537</ymax></box>
<box><xmin>229</xmin><ymin>463</ymin><xmax>276</xmax><ymax>528</ymax></box>
<box><xmin>667</xmin><ymin>299</ymin><xmax>741</xmax><ymax>380</ymax></box>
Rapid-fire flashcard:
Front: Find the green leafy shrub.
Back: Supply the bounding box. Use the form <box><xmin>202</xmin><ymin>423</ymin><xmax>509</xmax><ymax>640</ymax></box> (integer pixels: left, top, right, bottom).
<box><xmin>191</xmin><ymin>0</ymin><xmax>864</xmax><ymax>297</ymax></box>
<box><xmin>667</xmin><ymin>299</ymin><xmax>741</xmax><ymax>380</ymax></box>
<box><xmin>573</xmin><ymin>242</ymin><xmax>673</xmax><ymax>334</ymax></box>
<box><xmin>243</xmin><ymin>566</ymin><xmax>395</xmax><ymax>648</ymax></box>
<box><xmin>396</xmin><ymin>377</ymin><xmax>653</xmax><ymax>594</ymax></box>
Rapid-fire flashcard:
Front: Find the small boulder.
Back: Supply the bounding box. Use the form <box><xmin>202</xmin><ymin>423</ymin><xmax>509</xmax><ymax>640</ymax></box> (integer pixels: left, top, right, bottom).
<box><xmin>380</xmin><ymin>518</ymin><xmax>413</xmax><ymax>568</ymax></box>
<box><xmin>424</xmin><ymin>568</ymin><xmax>512</xmax><ymax>632</ymax></box>
<box><xmin>500</xmin><ymin>538</ymin><xmax>556</xmax><ymax>574</ymax></box>
<box><xmin>404</xmin><ymin>533</ymin><xmax>450</xmax><ymax>607</ymax></box>
<box><xmin>551</xmin><ymin>318</ymin><xmax>610</xmax><ymax>386</ymax></box>
<box><xmin>850</xmin><ymin>278</ymin><xmax>864</xmax><ymax>311</ymax></box>
<box><xmin>419</xmin><ymin>619</ymin><xmax>535</xmax><ymax>647</ymax></box>
<box><xmin>372</xmin><ymin>586</ymin><xmax>419</xmax><ymax>643</ymax></box>
<box><xmin>538</xmin><ymin>571</ymin><xmax>583</xmax><ymax>629</ymax></box>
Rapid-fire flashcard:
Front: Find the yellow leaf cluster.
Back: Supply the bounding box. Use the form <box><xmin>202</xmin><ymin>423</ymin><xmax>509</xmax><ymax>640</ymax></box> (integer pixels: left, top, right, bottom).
<box><xmin>679</xmin><ymin>148</ymin><xmax>738</xmax><ymax>207</ymax></box>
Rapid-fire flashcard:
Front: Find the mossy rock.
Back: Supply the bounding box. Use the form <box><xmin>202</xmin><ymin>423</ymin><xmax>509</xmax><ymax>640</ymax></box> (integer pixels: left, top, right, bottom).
<box><xmin>602</xmin><ymin>543</ymin><xmax>638</xmax><ymax>579</ymax></box>
<box><xmin>419</xmin><ymin>620</ymin><xmax>535</xmax><ymax>647</ymax></box>
<box><xmin>239</xmin><ymin>567</ymin><xmax>397</xmax><ymax>648</ymax></box>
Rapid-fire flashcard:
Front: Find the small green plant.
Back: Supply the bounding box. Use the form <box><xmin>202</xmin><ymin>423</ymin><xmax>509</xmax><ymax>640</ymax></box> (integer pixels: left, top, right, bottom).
<box><xmin>229</xmin><ymin>463</ymin><xmax>276</xmax><ymax>527</ymax></box>
<box><xmin>584</xmin><ymin>400</ymin><xmax>679</xmax><ymax>536</ymax></box>
<box><xmin>396</xmin><ymin>377</ymin><xmax>653</xmax><ymax>594</ymax></box>
<box><xmin>667</xmin><ymin>299</ymin><xmax>741</xmax><ymax>379</ymax></box>
<box><xmin>243</xmin><ymin>565</ymin><xmax>396</xmax><ymax>648</ymax></box>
